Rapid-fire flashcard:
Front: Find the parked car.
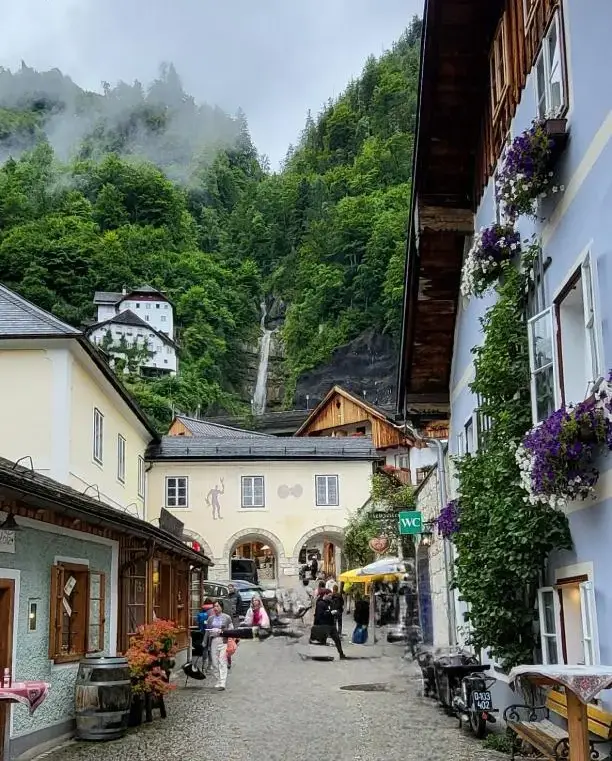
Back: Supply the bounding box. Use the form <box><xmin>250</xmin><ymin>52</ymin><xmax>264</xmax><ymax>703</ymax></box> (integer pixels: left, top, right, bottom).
<box><xmin>220</xmin><ymin>579</ymin><xmax>276</xmax><ymax>616</ymax></box>
<box><xmin>231</xmin><ymin>558</ymin><xmax>259</xmax><ymax>584</ymax></box>
<box><xmin>201</xmin><ymin>581</ymin><xmax>231</xmax><ymax>614</ymax></box>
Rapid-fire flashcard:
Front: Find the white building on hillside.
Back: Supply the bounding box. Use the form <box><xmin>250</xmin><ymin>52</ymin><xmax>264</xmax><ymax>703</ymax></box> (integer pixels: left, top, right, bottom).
<box><xmin>88</xmin><ymin>285</ymin><xmax>177</xmax><ymax>376</ymax></box>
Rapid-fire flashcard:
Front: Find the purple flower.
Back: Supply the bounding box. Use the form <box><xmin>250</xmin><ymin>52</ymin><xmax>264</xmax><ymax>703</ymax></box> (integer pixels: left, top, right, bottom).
<box><xmin>460</xmin><ymin>223</ymin><xmax>521</xmax><ymax>298</ymax></box>
<box><xmin>437</xmin><ymin>500</ymin><xmax>460</xmax><ymax>538</ymax></box>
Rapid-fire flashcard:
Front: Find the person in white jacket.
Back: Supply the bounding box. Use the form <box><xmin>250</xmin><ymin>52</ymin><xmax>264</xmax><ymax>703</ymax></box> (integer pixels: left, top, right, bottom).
<box><xmin>243</xmin><ymin>595</ymin><xmax>271</xmax><ymax>629</ymax></box>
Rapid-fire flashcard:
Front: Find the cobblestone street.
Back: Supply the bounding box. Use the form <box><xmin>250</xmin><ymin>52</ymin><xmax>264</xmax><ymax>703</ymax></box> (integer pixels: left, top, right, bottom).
<box><xmin>37</xmin><ymin>632</ymin><xmax>506</xmax><ymax>761</ymax></box>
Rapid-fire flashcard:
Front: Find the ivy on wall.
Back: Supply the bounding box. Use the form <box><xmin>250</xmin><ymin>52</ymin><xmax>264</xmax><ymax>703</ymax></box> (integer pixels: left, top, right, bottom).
<box><xmin>344</xmin><ymin>472</ymin><xmax>416</xmax><ymax>568</ymax></box>
<box><xmin>452</xmin><ymin>255</ymin><xmax>572</xmax><ymax>668</ymax></box>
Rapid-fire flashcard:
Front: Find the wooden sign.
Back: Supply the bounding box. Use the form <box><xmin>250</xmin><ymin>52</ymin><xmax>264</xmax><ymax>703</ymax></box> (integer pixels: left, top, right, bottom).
<box><xmin>369</xmin><ymin>536</ymin><xmax>390</xmax><ymax>554</ymax></box>
<box><xmin>159</xmin><ymin>508</ymin><xmax>184</xmax><ymax>538</ymax></box>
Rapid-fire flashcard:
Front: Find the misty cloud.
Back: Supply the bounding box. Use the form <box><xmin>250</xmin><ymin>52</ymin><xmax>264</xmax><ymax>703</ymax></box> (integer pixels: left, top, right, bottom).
<box><xmin>0</xmin><ymin>0</ymin><xmax>423</xmax><ymax>165</ymax></box>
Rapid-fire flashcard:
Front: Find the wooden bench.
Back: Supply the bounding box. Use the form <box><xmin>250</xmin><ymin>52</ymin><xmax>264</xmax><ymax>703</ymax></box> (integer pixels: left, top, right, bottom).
<box><xmin>504</xmin><ymin>690</ymin><xmax>612</xmax><ymax>760</ymax></box>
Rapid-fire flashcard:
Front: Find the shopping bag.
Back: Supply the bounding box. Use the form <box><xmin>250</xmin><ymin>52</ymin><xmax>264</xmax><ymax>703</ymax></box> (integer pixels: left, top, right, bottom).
<box><xmin>226</xmin><ymin>638</ymin><xmax>238</xmax><ymax>657</ymax></box>
<box><xmin>352</xmin><ymin>625</ymin><xmax>368</xmax><ymax>645</ymax></box>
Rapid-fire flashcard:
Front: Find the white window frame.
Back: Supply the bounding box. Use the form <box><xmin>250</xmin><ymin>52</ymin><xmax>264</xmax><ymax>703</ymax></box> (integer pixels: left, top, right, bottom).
<box><xmin>579</xmin><ymin>581</ymin><xmax>600</xmax><ymax>666</ymax></box>
<box><xmin>165</xmin><ymin>476</ymin><xmax>189</xmax><ymax>508</ymax></box>
<box><xmin>456</xmin><ymin>431</ymin><xmax>466</xmax><ymax>457</ymax></box>
<box><xmin>538</xmin><ymin>586</ymin><xmax>562</xmax><ymax>665</ymax></box>
<box><xmin>315</xmin><ymin>475</ymin><xmax>339</xmax><ymax>507</ymax></box>
<box><xmin>241</xmin><ymin>476</ymin><xmax>265</xmax><ymax>508</ymax></box>
<box><xmin>580</xmin><ymin>253</ymin><xmax>603</xmax><ymax>394</ymax></box>
<box><xmin>93</xmin><ymin>408</ymin><xmax>104</xmax><ymax>464</ymax></box>
<box><xmin>534</xmin><ymin>11</ymin><xmax>567</xmax><ymax>120</ymax></box>
<box><xmin>117</xmin><ymin>434</ymin><xmax>126</xmax><ymax>483</ymax></box>
<box><xmin>528</xmin><ymin>307</ymin><xmax>558</xmax><ymax>425</ymax></box>
<box><xmin>137</xmin><ymin>456</ymin><xmax>146</xmax><ymax>500</ymax></box>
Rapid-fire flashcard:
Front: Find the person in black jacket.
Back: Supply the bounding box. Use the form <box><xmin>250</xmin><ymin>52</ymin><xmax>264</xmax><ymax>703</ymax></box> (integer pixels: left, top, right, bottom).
<box><xmin>353</xmin><ymin>591</ymin><xmax>370</xmax><ymax>627</ymax></box>
<box><xmin>312</xmin><ymin>589</ymin><xmax>346</xmax><ymax>659</ymax></box>
<box><xmin>330</xmin><ymin>584</ymin><xmax>344</xmax><ymax>636</ymax></box>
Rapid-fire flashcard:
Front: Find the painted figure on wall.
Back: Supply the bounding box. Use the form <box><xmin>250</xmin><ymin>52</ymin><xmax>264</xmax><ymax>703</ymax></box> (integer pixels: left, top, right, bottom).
<box><xmin>206</xmin><ymin>478</ymin><xmax>225</xmax><ymax>520</ymax></box>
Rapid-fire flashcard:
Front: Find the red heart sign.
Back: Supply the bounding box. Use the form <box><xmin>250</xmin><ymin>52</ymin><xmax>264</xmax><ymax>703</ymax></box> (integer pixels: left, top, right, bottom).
<box><xmin>369</xmin><ymin>536</ymin><xmax>389</xmax><ymax>554</ymax></box>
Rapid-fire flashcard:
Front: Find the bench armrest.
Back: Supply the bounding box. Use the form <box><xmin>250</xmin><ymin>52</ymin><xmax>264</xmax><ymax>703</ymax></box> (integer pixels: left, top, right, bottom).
<box><xmin>504</xmin><ymin>703</ymin><xmax>550</xmax><ymax>722</ymax></box>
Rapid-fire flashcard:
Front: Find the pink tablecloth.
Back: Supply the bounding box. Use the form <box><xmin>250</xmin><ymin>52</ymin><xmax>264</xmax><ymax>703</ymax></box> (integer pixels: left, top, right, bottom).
<box><xmin>0</xmin><ymin>682</ymin><xmax>50</xmax><ymax>714</ymax></box>
<box><xmin>509</xmin><ymin>665</ymin><xmax>612</xmax><ymax>704</ymax></box>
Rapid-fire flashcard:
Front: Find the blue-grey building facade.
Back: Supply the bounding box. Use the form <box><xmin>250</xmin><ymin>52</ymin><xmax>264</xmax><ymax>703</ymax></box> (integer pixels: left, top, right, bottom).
<box><xmin>399</xmin><ymin>0</ymin><xmax>612</xmax><ymax>716</ymax></box>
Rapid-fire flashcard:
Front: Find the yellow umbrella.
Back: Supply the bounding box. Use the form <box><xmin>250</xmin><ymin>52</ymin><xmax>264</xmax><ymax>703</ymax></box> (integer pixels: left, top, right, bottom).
<box><xmin>339</xmin><ymin>568</ymin><xmax>403</xmax><ymax>584</ymax></box>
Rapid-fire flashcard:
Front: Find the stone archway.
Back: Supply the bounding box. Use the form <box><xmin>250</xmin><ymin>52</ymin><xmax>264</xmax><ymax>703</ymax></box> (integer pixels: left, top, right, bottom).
<box><xmin>222</xmin><ymin>528</ymin><xmax>287</xmax><ymax>587</ymax></box>
<box><xmin>293</xmin><ymin>525</ymin><xmax>346</xmax><ymax>578</ymax></box>
<box><xmin>181</xmin><ymin>529</ymin><xmax>214</xmax><ymax>561</ymax></box>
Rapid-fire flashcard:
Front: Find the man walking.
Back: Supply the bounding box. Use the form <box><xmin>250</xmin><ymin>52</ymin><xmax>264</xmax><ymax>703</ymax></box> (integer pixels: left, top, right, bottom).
<box><xmin>312</xmin><ymin>589</ymin><xmax>346</xmax><ymax>659</ymax></box>
<box><xmin>330</xmin><ymin>584</ymin><xmax>344</xmax><ymax>637</ymax></box>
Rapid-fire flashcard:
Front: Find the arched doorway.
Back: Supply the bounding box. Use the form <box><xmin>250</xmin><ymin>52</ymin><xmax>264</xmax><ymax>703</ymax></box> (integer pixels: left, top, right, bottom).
<box><xmin>293</xmin><ymin>526</ymin><xmax>345</xmax><ymax>579</ymax></box>
<box><xmin>223</xmin><ymin>529</ymin><xmax>285</xmax><ymax>588</ymax></box>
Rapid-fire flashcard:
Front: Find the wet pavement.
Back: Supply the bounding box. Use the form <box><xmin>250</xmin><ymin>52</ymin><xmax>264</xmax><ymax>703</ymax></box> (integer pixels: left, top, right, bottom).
<box><xmin>35</xmin><ymin>629</ymin><xmax>506</xmax><ymax>761</ymax></box>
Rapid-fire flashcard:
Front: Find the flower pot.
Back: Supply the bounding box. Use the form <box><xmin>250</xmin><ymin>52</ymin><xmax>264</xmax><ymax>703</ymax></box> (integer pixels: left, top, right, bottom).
<box><xmin>543</xmin><ymin>117</ymin><xmax>569</xmax><ymax>166</ymax></box>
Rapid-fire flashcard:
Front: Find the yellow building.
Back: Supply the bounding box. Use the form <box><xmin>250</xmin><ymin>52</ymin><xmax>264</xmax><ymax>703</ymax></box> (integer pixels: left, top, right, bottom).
<box><xmin>0</xmin><ymin>284</ymin><xmax>156</xmax><ymax>515</ymax></box>
<box><xmin>146</xmin><ymin>435</ymin><xmax>380</xmax><ymax>583</ymax></box>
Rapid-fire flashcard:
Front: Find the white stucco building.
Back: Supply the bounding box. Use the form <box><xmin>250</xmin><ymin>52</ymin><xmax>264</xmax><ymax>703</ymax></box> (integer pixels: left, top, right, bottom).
<box><xmin>88</xmin><ymin>286</ymin><xmax>177</xmax><ymax>376</ymax></box>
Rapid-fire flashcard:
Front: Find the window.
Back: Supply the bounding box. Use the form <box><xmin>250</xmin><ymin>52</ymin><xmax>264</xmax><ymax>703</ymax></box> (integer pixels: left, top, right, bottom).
<box><xmin>316</xmin><ymin>475</ymin><xmax>339</xmax><ymax>506</ymax></box>
<box><xmin>125</xmin><ymin>559</ymin><xmax>146</xmax><ymax>637</ymax></box>
<box><xmin>164</xmin><ymin>304</ymin><xmax>169</xmax><ymax>309</ymax></box>
<box><xmin>464</xmin><ymin>417</ymin><xmax>476</xmax><ymax>455</ymax></box>
<box><xmin>145</xmin><ymin>315</ymin><xmax>150</xmax><ymax>322</ymax></box>
<box><xmin>535</xmin><ymin>13</ymin><xmax>567</xmax><ymax>119</ymax></box>
<box><xmin>528</xmin><ymin>308</ymin><xmax>558</xmax><ymax>424</ymax></box>
<box><xmin>93</xmin><ymin>408</ymin><xmax>104</xmax><ymax>464</ymax></box>
<box><xmin>241</xmin><ymin>476</ymin><xmax>265</xmax><ymax>508</ymax></box>
<box><xmin>117</xmin><ymin>434</ymin><xmax>126</xmax><ymax>483</ymax></box>
<box><xmin>49</xmin><ymin>563</ymin><xmax>105</xmax><ymax>662</ymax></box>
<box><xmin>476</xmin><ymin>396</ymin><xmax>493</xmax><ymax>446</ymax></box>
<box><xmin>537</xmin><ymin>580</ymin><xmax>599</xmax><ymax>666</ymax></box>
<box><xmin>138</xmin><ymin>456</ymin><xmax>146</xmax><ymax>499</ymax></box>
<box><xmin>156</xmin><ymin>303</ymin><xmax>160</xmax><ymax>309</ymax></box>
<box><xmin>529</xmin><ymin>255</ymin><xmax>603</xmax><ymax>421</ymax></box>
<box><xmin>456</xmin><ymin>431</ymin><xmax>466</xmax><ymax>457</ymax></box>
<box><xmin>490</xmin><ymin>18</ymin><xmax>509</xmax><ymax>118</ymax></box>
<box><xmin>166</xmin><ymin>476</ymin><xmax>188</xmax><ymax>508</ymax></box>
<box><xmin>135</xmin><ymin>303</ymin><xmax>140</xmax><ymax>308</ymax></box>
<box><xmin>161</xmin><ymin>315</ymin><xmax>167</xmax><ymax>323</ymax></box>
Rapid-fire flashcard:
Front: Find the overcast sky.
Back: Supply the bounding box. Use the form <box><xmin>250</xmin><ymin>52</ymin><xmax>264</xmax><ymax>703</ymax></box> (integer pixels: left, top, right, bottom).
<box><xmin>0</xmin><ymin>0</ymin><xmax>423</xmax><ymax>165</ymax></box>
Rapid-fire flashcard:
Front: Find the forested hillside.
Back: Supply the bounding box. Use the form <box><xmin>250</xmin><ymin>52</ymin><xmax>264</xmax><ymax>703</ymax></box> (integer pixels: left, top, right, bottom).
<box><xmin>0</xmin><ymin>18</ymin><xmax>421</xmax><ymax>429</ymax></box>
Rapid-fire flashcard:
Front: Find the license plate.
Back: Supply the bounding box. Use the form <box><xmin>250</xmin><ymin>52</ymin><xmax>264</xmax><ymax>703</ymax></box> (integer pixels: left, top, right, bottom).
<box><xmin>472</xmin><ymin>690</ymin><xmax>493</xmax><ymax>711</ymax></box>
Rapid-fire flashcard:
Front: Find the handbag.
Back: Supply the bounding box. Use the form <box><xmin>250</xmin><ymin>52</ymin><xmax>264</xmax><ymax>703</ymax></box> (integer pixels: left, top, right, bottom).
<box><xmin>352</xmin><ymin>625</ymin><xmax>368</xmax><ymax>645</ymax></box>
<box><xmin>226</xmin><ymin>638</ymin><xmax>238</xmax><ymax>657</ymax></box>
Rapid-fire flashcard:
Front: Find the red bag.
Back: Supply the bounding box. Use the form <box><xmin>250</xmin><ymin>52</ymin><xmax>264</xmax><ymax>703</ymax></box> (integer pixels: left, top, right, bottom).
<box><xmin>226</xmin><ymin>638</ymin><xmax>238</xmax><ymax>657</ymax></box>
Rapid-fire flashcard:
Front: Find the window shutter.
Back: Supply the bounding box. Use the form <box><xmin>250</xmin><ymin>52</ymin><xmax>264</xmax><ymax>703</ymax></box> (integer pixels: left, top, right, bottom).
<box><xmin>579</xmin><ymin>581</ymin><xmax>599</xmax><ymax>666</ymax></box>
<box><xmin>49</xmin><ymin>565</ymin><xmax>64</xmax><ymax>659</ymax></box>
<box><xmin>537</xmin><ymin>587</ymin><xmax>562</xmax><ymax>665</ymax></box>
<box><xmin>87</xmin><ymin>571</ymin><xmax>106</xmax><ymax>654</ymax></box>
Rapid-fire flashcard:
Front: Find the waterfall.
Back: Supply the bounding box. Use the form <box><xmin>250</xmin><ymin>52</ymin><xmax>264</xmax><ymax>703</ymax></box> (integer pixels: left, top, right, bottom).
<box><xmin>252</xmin><ymin>301</ymin><xmax>273</xmax><ymax>416</ymax></box>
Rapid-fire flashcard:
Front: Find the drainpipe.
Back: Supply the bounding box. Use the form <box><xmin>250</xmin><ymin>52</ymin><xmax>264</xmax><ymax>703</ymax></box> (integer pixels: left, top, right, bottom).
<box><xmin>404</xmin><ymin>423</ymin><xmax>457</xmax><ymax>649</ymax></box>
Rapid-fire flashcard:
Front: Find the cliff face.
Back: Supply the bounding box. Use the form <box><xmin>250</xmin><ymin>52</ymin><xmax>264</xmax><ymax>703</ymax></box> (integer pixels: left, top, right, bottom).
<box><xmin>295</xmin><ymin>329</ymin><xmax>397</xmax><ymax>410</ymax></box>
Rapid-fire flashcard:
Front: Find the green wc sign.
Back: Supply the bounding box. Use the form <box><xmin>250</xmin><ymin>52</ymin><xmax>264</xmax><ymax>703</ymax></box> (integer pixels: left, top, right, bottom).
<box><xmin>398</xmin><ymin>511</ymin><xmax>423</xmax><ymax>535</ymax></box>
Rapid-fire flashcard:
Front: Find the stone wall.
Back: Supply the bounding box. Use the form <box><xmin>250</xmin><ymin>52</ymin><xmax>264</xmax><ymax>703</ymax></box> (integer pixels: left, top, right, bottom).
<box><xmin>414</xmin><ymin>465</ymin><xmax>452</xmax><ymax>650</ymax></box>
<box><xmin>0</xmin><ymin>523</ymin><xmax>114</xmax><ymax>742</ymax></box>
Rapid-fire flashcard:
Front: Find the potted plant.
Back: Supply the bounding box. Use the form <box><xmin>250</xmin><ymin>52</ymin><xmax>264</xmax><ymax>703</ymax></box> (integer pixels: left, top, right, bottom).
<box><xmin>496</xmin><ymin>120</ymin><xmax>566</xmax><ymax>220</ymax></box>
<box><xmin>126</xmin><ymin>619</ymin><xmax>179</xmax><ymax>725</ymax></box>
<box><xmin>460</xmin><ymin>224</ymin><xmax>521</xmax><ymax>299</ymax></box>
<box><xmin>437</xmin><ymin>499</ymin><xmax>460</xmax><ymax>539</ymax></box>
<box><xmin>516</xmin><ymin>383</ymin><xmax>612</xmax><ymax>509</ymax></box>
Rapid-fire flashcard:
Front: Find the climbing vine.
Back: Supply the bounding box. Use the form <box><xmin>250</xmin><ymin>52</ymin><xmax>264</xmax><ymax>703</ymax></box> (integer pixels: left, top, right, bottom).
<box><xmin>344</xmin><ymin>472</ymin><xmax>415</xmax><ymax>567</ymax></box>
<box><xmin>452</xmin><ymin>255</ymin><xmax>571</xmax><ymax>668</ymax></box>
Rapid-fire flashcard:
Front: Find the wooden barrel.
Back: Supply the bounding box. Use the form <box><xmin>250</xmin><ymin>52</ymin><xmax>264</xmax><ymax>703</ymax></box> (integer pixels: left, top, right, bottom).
<box><xmin>75</xmin><ymin>656</ymin><xmax>131</xmax><ymax>741</ymax></box>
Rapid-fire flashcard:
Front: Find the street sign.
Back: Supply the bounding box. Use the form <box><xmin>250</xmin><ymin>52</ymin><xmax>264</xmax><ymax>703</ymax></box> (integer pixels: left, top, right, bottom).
<box><xmin>398</xmin><ymin>511</ymin><xmax>422</xmax><ymax>535</ymax></box>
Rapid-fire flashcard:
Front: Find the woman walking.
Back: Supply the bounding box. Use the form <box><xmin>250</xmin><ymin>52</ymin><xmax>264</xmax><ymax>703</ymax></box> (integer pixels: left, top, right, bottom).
<box><xmin>207</xmin><ymin>600</ymin><xmax>232</xmax><ymax>690</ymax></box>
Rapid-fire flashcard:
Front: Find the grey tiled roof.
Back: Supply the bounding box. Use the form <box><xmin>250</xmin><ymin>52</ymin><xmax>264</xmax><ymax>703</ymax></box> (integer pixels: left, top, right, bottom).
<box><xmin>93</xmin><ymin>291</ymin><xmax>123</xmax><ymax>305</ymax></box>
<box><xmin>176</xmin><ymin>416</ymin><xmax>271</xmax><ymax>438</ymax></box>
<box><xmin>0</xmin><ymin>284</ymin><xmax>82</xmax><ymax>337</ymax></box>
<box><xmin>148</xmin><ymin>435</ymin><xmax>380</xmax><ymax>461</ymax></box>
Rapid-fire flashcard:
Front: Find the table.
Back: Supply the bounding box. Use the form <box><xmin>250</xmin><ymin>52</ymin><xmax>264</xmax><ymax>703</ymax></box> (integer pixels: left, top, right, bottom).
<box><xmin>0</xmin><ymin>681</ymin><xmax>50</xmax><ymax>714</ymax></box>
<box><xmin>509</xmin><ymin>665</ymin><xmax>612</xmax><ymax>761</ymax></box>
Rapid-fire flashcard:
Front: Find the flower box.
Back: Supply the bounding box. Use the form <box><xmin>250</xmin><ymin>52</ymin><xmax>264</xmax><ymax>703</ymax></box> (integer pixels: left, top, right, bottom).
<box><xmin>543</xmin><ymin>117</ymin><xmax>569</xmax><ymax>168</ymax></box>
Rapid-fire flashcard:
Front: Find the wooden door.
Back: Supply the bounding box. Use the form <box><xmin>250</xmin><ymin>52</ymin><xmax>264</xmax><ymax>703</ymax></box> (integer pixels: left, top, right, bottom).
<box><xmin>0</xmin><ymin>579</ymin><xmax>15</xmax><ymax>760</ymax></box>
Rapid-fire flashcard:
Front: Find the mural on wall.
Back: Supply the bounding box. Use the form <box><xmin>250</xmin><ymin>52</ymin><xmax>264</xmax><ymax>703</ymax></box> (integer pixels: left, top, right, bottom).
<box><xmin>277</xmin><ymin>484</ymin><xmax>303</xmax><ymax>498</ymax></box>
<box><xmin>206</xmin><ymin>478</ymin><xmax>225</xmax><ymax>520</ymax></box>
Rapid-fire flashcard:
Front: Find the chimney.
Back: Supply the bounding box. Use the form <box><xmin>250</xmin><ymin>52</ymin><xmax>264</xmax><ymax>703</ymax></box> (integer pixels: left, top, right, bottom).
<box><xmin>122</xmin><ymin>285</ymin><xmax>127</xmax><ymax>295</ymax></box>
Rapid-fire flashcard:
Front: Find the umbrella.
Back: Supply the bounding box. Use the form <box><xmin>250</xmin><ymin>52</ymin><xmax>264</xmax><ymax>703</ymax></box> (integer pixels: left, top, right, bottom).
<box><xmin>358</xmin><ymin>557</ymin><xmax>406</xmax><ymax>577</ymax></box>
<box><xmin>338</xmin><ymin>568</ymin><xmax>403</xmax><ymax>584</ymax></box>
